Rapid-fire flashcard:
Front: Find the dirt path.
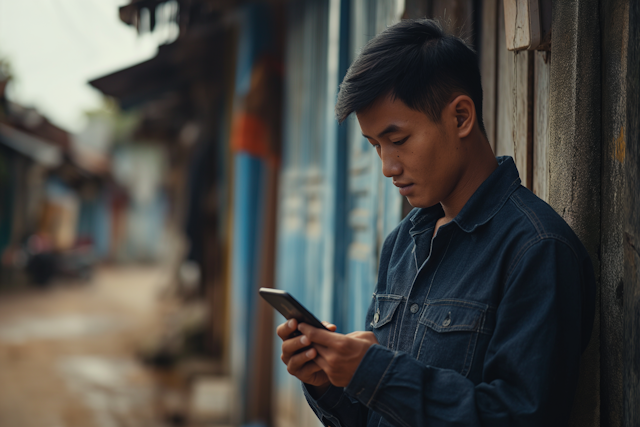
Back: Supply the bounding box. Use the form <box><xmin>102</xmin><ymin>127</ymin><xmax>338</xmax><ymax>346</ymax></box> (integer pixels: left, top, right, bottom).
<box><xmin>0</xmin><ymin>265</ymin><xmax>169</xmax><ymax>427</ymax></box>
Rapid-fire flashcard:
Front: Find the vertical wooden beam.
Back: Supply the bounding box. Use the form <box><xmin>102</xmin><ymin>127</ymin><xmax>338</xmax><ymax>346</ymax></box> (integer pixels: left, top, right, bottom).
<box><xmin>503</xmin><ymin>0</ymin><xmax>542</xmax><ymax>50</ymax></box>
<box><xmin>548</xmin><ymin>1</ymin><xmax>601</xmax><ymax>426</ymax></box>
<box><xmin>624</xmin><ymin>1</ymin><xmax>640</xmax><ymax>424</ymax></box>
<box><xmin>533</xmin><ymin>51</ymin><xmax>550</xmax><ymax>202</ymax></box>
<box><xmin>479</xmin><ymin>0</ymin><xmax>499</xmax><ymax>152</ymax></box>
<box><xmin>495</xmin><ymin>0</ymin><xmax>509</xmax><ymax>159</ymax></box>
<box><xmin>600</xmin><ymin>1</ymin><xmax>628</xmax><ymax>425</ymax></box>
<box><xmin>496</xmin><ymin>0</ymin><xmax>533</xmax><ymax>188</ymax></box>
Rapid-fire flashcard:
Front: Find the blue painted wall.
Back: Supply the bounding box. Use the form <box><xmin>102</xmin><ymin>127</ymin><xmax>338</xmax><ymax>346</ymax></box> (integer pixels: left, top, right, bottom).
<box><xmin>272</xmin><ymin>1</ymin><xmax>403</xmax><ymax>426</ymax></box>
<box><xmin>76</xmin><ymin>191</ymin><xmax>112</xmax><ymax>259</ymax></box>
<box><xmin>225</xmin><ymin>1</ymin><xmax>404</xmax><ymax>425</ymax></box>
<box><xmin>228</xmin><ymin>3</ymin><xmax>275</xmax><ymax>426</ymax></box>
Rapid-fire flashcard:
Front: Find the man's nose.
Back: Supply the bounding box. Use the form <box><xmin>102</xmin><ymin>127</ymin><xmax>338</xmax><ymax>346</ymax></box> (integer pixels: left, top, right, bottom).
<box><xmin>380</xmin><ymin>148</ymin><xmax>402</xmax><ymax>178</ymax></box>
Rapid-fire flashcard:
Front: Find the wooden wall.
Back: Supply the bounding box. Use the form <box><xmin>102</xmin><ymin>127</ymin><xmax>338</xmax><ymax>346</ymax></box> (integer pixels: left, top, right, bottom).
<box><xmin>422</xmin><ymin>0</ymin><xmax>550</xmax><ymax>198</ymax></box>
<box><xmin>624</xmin><ymin>1</ymin><xmax>640</xmax><ymax>424</ymax></box>
<box><xmin>408</xmin><ymin>2</ymin><xmax>640</xmax><ymax>426</ymax></box>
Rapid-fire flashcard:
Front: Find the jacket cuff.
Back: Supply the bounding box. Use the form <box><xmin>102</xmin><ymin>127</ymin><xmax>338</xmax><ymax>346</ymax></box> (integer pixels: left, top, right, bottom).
<box><xmin>344</xmin><ymin>344</ymin><xmax>396</xmax><ymax>407</ymax></box>
<box><xmin>302</xmin><ymin>382</ymin><xmax>345</xmax><ymax>411</ymax></box>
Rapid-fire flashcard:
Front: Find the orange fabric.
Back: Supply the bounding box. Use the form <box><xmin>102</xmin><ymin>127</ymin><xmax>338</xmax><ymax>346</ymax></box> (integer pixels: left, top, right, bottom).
<box><xmin>230</xmin><ymin>113</ymin><xmax>270</xmax><ymax>158</ymax></box>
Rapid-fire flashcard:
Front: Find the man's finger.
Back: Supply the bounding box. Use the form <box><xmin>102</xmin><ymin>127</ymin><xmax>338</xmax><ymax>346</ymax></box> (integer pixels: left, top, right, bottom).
<box><xmin>312</xmin><ymin>352</ymin><xmax>331</xmax><ymax>372</ymax></box>
<box><xmin>282</xmin><ymin>334</ymin><xmax>312</xmax><ymax>360</ymax></box>
<box><xmin>311</xmin><ymin>342</ymin><xmax>332</xmax><ymax>359</ymax></box>
<box><xmin>322</xmin><ymin>321</ymin><xmax>337</xmax><ymax>332</ymax></box>
<box><xmin>287</xmin><ymin>347</ymin><xmax>317</xmax><ymax>374</ymax></box>
<box><xmin>277</xmin><ymin>319</ymin><xmax>298</xmax><ymax>340</ymax></box>
<box><xmin>295</xmin><ymin>359</ymin><xmax>324</xmax><ymax>379</ymax></box>
<box><xmin>299</xmin><ymin>323</ymin><xmax>341</xmax><ymax>347</ymax></box>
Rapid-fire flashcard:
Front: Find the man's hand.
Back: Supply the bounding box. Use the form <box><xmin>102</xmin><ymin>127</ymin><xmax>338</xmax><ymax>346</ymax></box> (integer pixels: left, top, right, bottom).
<box><xmin>298</xmin><ymin>323</ymin><xmax>379</xmax><ymax>388</ymax></box>
<box><xmin>277</xmin><ymin>319</ymin><xmax>337</xmax><ymax>391</ymax></box>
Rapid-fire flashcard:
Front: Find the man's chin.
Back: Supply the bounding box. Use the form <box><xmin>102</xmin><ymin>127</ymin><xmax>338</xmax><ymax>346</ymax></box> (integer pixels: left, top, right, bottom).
<box><xmin>405</xmin><ymin>196</ymin><xmax>441</xmax><ymax>209</ymax></box>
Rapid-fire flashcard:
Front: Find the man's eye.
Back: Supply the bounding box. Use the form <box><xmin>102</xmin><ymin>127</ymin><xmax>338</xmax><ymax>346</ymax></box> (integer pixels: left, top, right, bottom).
<box><xmin>392</xmin><ymin>137</ymin><xmax>408</xmax><ymax>145</ymax></box>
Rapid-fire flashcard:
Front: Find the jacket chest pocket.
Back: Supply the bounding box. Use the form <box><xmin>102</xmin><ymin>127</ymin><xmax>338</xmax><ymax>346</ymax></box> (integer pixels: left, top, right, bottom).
<box><xmin>370</xmin><ymin>294</ymin><xmax>404</xmax><ymax>350</ymax></box>
<box><xmin>415</xmin><ymin>300</ymin><xmax>490</xmax><ymax>377</ymax></box>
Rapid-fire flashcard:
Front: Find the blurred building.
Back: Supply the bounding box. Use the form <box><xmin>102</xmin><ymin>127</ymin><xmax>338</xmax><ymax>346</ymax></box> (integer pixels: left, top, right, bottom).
<box><xmin>0</xmin><ymin>86</ymin><xmax>113</xmax><ymax>285</ymax></box>
<box><xmin>0</xmin><ymin>58</ymin><xmax>170</xmax><ymax>288</ymax></box>
<box><xmin>91</xmin><ymin>0</ymin><xmax>640</xmax><ymax>426</ymax></box>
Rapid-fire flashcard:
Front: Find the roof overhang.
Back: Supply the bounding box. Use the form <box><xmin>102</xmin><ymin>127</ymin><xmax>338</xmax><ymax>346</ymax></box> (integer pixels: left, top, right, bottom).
<box><xmin>89</xmin><ymin>25</ymin><xmax>229</xmax><ymax>110</ymax></box>
<box><xmin>0</xmin><ymin>123</ymin><xmax>63</xmax><ymax>167</ymax></box>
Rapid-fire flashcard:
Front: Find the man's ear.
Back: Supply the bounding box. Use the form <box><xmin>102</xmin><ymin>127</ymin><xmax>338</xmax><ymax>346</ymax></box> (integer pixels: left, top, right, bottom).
<box><xmin>450</xmin><ymin>95</ymin><xmax>475</xmax><ymax>139</ymax></box>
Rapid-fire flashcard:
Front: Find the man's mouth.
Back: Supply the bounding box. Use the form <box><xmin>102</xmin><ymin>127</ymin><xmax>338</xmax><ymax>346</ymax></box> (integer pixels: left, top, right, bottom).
<box><xmin>393</xmin><ymin>182</ymin><xmax>414</xmax><ymax>196</ymax></box>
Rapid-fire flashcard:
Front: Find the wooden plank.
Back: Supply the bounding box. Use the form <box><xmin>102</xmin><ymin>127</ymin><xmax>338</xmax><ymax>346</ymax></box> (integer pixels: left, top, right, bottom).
<box><xmin>547</xmin><ymin>2</ymin><xmax>602</xmax><ymax>425</ymax></box>
<box><xmin>495</xmin><ymin>0</ymin><xmax>512</xmax><ymax>158</ymax></box>
<box><xmin>599</xmin><ymin>0</ymin><xmax>627</xmax><ymax>425</ymax></box>
<box><xmin>624</xmin><ymin>1</ymin><xmax>640</xmax><ymax>424</ymax></box>
<box><xmin>533</xmin><ymin>50</ymin><xmax>550</xmax><ymax>201</ymax></box>
<box><xmin>503</xmin><ymin>0</ymin><xmax>541</xmax><ymax>50</ymax></box>
<box><xmin>495</xmin><ymin>0</ymin><xmax>533</xmax><ymax>188</ymax></box>
<box><xmin>518</xmin><ymin>51</ymin><xmax>534</xmax><ymax>190</ymax></box>
<box><xmin>479</xmin><ymin>0</ymin><xmax>498</xmax><ymax>152</ymax></box>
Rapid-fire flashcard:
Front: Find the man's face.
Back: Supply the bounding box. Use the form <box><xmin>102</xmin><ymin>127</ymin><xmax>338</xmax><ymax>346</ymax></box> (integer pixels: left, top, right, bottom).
<box><xmin>356</xmin><ymin>94</ymin><xmax>465</xmax><ymax>208</ymax></box>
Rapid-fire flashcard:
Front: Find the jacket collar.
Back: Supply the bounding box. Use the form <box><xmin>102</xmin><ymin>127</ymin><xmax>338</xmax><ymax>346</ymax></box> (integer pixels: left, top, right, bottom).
<box><xmin>409</xmin><ymin>156</ymin><xmax>521</xmax><ymax>235</ymax></box>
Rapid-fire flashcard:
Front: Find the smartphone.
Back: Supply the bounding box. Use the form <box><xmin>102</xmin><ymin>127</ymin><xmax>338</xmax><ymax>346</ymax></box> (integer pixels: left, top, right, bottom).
<box><xmin>259</xmin><ymin>288</ymin><xmax>330</xmax><ymax>336</ymax></box>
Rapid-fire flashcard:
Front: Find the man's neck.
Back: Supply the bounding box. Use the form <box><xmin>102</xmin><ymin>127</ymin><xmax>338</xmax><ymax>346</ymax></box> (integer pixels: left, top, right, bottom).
<box><xmin>439</xmin><ymin>140</ymin><xmax>498</xmax><ymax>225</ymax></box>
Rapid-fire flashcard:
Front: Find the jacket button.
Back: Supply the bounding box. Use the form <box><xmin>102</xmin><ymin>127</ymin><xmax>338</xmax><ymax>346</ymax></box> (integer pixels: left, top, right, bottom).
<box><xmin>374</xmin><ymin>312</ymin><xmax>380</xmax><ymax>323</ymax></box>
<box><xmin>410</xmin><ymin>303</ymin><xmax>419</xmax><ymax>313</ymax></box>
<box><xmin>443</xmin><ymin>313</ymin><xmax>452</xmax><ymax>326</ymax></box>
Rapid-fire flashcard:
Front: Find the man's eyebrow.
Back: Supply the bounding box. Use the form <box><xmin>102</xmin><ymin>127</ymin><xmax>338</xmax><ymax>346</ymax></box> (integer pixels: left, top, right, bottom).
<box><xmin>362</xmin><ymin>124</ymin><xmax>400</xmax><ymax>139</ymax></box>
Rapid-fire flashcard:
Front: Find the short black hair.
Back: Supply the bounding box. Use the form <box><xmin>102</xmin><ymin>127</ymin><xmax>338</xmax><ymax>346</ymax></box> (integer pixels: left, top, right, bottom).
<box><xmin>336</xmin><ymin>19</ymin><xmax>486</xmax><ymax>136</ymax></box>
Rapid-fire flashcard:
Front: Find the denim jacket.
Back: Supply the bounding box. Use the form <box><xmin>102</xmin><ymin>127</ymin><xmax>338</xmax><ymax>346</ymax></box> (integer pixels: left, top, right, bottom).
<box><xmin>303</xmin><ymin>156</ymin><xmax>596</xmax><ymax>427</ymax></box>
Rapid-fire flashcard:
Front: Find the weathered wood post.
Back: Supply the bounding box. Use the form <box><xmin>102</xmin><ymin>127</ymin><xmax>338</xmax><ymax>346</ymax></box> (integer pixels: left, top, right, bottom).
<box><xmin>624</xmin><ymin>2</ymin><xmax>640</xmax><ymax>425</ymax></box>
<box><xmin>548</xmin><ymin>1</ymin><xmax>602</xmax><ymax>426</ymax></box>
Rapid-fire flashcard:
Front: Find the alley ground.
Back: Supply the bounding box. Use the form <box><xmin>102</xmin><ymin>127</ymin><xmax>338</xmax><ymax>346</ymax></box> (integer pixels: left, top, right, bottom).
<box><xmin>0</xmin><ymin>265</ymin><xmax>173</xmax><ymax>427</ymax></box>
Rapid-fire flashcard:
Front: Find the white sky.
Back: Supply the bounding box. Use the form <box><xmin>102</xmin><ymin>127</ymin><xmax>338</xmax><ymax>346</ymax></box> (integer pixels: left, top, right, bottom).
<box><xmin>0</xmin><ymin>0</ymin><xmax>176</xmax><ymax>133</ymax></box>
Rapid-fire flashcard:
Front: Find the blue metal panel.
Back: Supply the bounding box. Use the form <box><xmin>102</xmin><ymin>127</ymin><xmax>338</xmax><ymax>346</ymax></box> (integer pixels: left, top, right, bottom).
<box><xmin>329</xmin><ymin>0</ymin><xmax>352</xmax><ymax>335</ymax></box>
<box><xmin>274</xmin><ymin>1</ymin><xmax>332</xmax><ymax>426</ymax></box>
<box><xmin>76</xmin><ymin>193</ymin><xmax>111</xmax><ymax>259</ymax></box>
<box><xmin>342</xmin><ymin>0</ymin><xmax>378</xmax><ymax>333</ymax></box>
<box><xmin>273</xmin><ymin>1</ymin><xmax>403</xmax><ymax>425</ymax></box>
<box><xmin>343</xmin><ymin>0</ymin><xmax>403</xmax><ymax>333</ymax></box>
<box><xmin>228</xmin><ymin>4</ymin><xmax>274</xmax><ymax>424</ymax></box>
<box><xmin>231</xmin><ymin>153</ymin><xmax>265</xmax><ymax>416</ymax></box>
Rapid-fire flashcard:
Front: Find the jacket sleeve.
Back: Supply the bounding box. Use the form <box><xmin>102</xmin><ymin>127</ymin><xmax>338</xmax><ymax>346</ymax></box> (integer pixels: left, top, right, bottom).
<box><xmin>301</xmin><ymin>291</ymin><xmax>376</xmax><ymax>427</ymax></box>
<box><xmin>302</xmin><ymin>224</ymin><xmax>404</xmax><ymax>427</ymax></box>
<box><xmin>302</xmin><ymin>383</ymin><xmax>370</xmax><ymax>427</ymax></box>
<box><xmin>341</xmin><ymin>238</ymin><xmax>595</xmax><ymax>427</ymax></box>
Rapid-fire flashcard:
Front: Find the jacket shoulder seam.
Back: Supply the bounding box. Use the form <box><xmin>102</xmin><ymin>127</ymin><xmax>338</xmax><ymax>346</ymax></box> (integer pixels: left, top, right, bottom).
<box><xmin>504</xmin><ymin>236</ymin><xmax>582</xmax><ymax>285</ymax></box>
<box><xmin>509</xmin><ymin>191</ymin><xmax>548</xmax><ymax>238</ymax></box>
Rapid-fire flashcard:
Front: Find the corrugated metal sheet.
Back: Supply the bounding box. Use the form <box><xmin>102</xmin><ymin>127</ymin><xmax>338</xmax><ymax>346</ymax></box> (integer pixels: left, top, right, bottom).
<box><xmin>273</xmin><ymin>1</ymin><xmax>404</xmax><ymax>426</ymax></box>
<box><xmin>275</xmin><ymin>2</ymin><xmax>331</xmax><ymax>425</ymax></box>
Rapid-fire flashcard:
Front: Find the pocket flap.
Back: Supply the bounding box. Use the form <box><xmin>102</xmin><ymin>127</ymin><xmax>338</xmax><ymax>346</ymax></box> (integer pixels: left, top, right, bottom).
<box><xmin>420</xmin><ymin>300</ymin><xmax>485</xmax><ymax>333</ymax></box>
<box><xmin>371</xmin><ymin>294</ymin><xmax>404</xmax><ymax>328</ymax></box>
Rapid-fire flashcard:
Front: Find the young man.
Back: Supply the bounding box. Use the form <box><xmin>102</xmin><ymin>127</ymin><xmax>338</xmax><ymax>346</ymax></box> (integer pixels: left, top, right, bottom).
<box><xmin>276</xmin><ymin>19</ymin><xmax>595</xmax><ymax>426</ymax></box>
